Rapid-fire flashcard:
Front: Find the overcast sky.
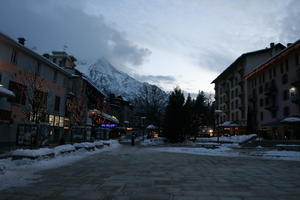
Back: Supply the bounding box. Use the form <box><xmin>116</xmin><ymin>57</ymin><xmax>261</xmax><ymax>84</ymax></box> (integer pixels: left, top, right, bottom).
<box><xmin>0</xmin><ymin>0</ymin><xmax>299</xmax><ymax>94</ymax></box>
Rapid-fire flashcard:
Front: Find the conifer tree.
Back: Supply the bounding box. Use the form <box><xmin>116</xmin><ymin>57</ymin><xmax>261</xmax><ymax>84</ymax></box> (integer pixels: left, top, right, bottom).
<box><xmin>183</xmin><ymin>94</ymin><xmax>194</xmax><ymax>139</ymax></box>
<box><xmin>163</xmin><ymin>87</ymin><xmax>185</xmax><ymax>143</ymax></box>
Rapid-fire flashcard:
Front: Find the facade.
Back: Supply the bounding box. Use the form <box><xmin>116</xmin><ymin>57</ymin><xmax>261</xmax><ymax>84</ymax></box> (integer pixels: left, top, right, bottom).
<box><xmin>47</xmin><ymin>52</ymin><xmax>120</xmax><ymax>140</ymax></box>
<box><xmin>245</xmin><ymin>40</ymin><xmax>300</xmax><ymax>139</ymax></box>
<box><xmin>107</xmin><ymin>94</ymin><xmax>133</xmax><ymax>128</ymax></box>
<box><xmin>0</xmin><ymin>33</ymin><xmax>72</xmax><ymax>147</ymax></box>
<box><xmin>212</xmin><ymin>43</ymin><xmax>285</xmax><ymax>135</ymax></box>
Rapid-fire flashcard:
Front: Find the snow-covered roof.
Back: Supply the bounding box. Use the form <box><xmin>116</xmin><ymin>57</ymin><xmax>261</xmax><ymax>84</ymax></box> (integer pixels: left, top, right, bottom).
<box><xmin>218</xmin><ymin>121</ymin><xmax>246</xmax><ymax>127</ymax></box>
<box><xmin>89</xmin><ymin>109</ymin><xmax>119</xmax><ymax>124</ymax></box>
<box><xmin>0</xmin><ymin>86</ymin><xmax>15</xmax><ymax>98</ymax></box>
<box><xmin>146</xmin><ymin>124</ymin><xmax>157</xmax><ymax>129</ymax></box>
<box><xmin>82</xmin><ymin>75</ymin><xmax>105</xmax><ymax>97</ymax></box>
<box><xmin>280</xmin><ymin>117</ymin><xmax>300</xmax><ymax>123</ymax></box>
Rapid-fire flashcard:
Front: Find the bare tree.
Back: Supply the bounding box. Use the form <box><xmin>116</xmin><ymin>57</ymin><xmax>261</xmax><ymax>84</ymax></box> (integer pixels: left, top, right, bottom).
<box><xmin>135</xmin><ymin>84</ymin><xmax>167</xmax><ymax>126</ymax></box>
<box><xmin>18</xmin><ymin>71</ymin><xmax>47</xmax><ymax>123</ymax></box>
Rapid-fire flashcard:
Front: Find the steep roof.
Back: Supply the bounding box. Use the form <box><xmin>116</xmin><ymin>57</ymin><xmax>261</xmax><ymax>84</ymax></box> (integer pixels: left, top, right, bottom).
<box><xmin>211</xmin><ymin>43</ymin><xmax>285</xmax><ymax>84</ymax></box>
<box><xmin>0</xmin><ymin>32</ymin><xmax>72</xmax><ymax>77</ymax></box>
<box><xmin>244</xmin><ymin>39</ymin><xmax>300</xmax><ymax>79</ymax></box>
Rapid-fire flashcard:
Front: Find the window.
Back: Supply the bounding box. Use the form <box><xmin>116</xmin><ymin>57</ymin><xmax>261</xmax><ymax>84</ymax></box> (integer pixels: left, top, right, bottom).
<box><xmin>282</xmin><ymin>74</ymin><xmax>288</xmax><ymax>84</ymax></box>
<box><xmin>8</xmin><ymin>81</ymin><xmax>26</xmax><ymax>105</ymax></box>
<box><xmin>10</xmin><ymin>49</ymin><xmax>17</xmax><ymax>64</ymax></box>
<box><xmin>285</xmin><ymin>59</ymin><xmax>289</xmax><ymax>71</ymax></box>
<box><xmin>269</xmin><ymin>69</ymin><xmax>272</xmax><ymax>80</ymax></box>
<box><xmin>259</xmin><ymin>86</ymin><xmax>263</xmax><ymax>94</ymax></box>
<box><xmin>273</xmin><ymin>67</ymin><xmax>276</xmax><ymax>77</ymax></box>
<box><xmin>265</xmin><ymin>97</ymin><xmax>269</xmax><ymax>105</ymax></box>
<box><xmin>283</xmin><ymin>90</ymin><xmax>289</xmax><ymax>101</ymax></box>
<box><xmin>262</xmin><ymin>72</ymin><xmax>265</xmax><ymax>82</ymax></box>
<box><xmin>296</xmin><ymin>53</ymin><xmax>299</xmax><ymax>66</ymax></box>
<box><xmin>235</xmin><ymin>99</ymin><xmax>239</xmax><ymax>108</ymax></box>
<box><xmin>53</xmin><ymin>71</ymin><xmax>57</xmax><ymax>83</ymax></box>
<box><xmin>235</xmin><ymin>88</ymin><xmax>238</xmax><ymax>97</ymax></box>
<box><xmin>271</xmin><ymin>110</ymin><xmax>277</xmax><ymax>118</ymax></box>
<box><xmin>260</xmin><ymin>112</ymin><xmax>264</xmax><ymax>120</ymax></box>
<box><xmin>283</xmin><ymin>106</ymin><xmax>290</xmax><ymax>117</ymax></box>
<box><xmin>33</xmin><ymin>90</ymin><xmax>48</xmax><ymax>109</ymax></box>
<box><xmin>260</xmin><ymin>99</ymin><xmax>264</xmax><ymax>107</ymax></box>
<box><xmin>54</xmin><ymin>96</ymin><xmax>60</xmax><ymax>112</ymax></box>
<box><xmin>280</xmin><ymin>62</ymin><xmax>284</xmax><ymax>73</ymax></box>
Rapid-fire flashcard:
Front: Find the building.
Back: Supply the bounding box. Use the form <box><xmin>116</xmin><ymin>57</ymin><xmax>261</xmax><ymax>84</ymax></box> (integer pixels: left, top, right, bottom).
<box><xmin>46</xmin><ymin>51</ymin><xmax>120</xmax><ymax>140</ymax></box>
<box><xmin>212</xmin><ymin>43</ymin><xmax>285</xmax><ymax>135</ymax></box>
<box><xmin>0</xmin><ymin>33</ymin><xmax>72</xmax><ymax>148</ymax></box>
<box><xmin>245</xmin><ymin>40</ymin><xmax>300</xmax><ymax>139</ymax></box>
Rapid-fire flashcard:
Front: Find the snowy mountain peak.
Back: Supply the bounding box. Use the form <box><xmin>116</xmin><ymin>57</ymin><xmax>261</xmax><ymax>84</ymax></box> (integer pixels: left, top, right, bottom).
<box><xmin>88</xmin><ymin>58</ymin><xmax>167</xmax><ymax>100</ymax></box>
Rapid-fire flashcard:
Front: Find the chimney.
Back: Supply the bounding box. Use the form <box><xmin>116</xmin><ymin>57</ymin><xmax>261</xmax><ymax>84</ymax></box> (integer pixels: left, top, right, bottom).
<box><xmin>270</xmin><ymin>42</ymin><xmax>274</xmax><ymax>48</ymax></box>
<box><xmin>287</xmin><ymin>43</ymin><xmax>292</xmax><ymax>47</ymax></box>
<box><xmin>43</xmin><ymin>53</ymin><xmax>50</xmax><ymax>59</ymax></box>
<box><xmin>17</xmin><ymin>37</ymin><xmax>26</xmax><ymax>45</ymax></box>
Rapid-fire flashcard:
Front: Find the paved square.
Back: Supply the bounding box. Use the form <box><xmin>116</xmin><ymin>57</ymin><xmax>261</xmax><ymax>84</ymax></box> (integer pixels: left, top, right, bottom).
<box><xmin>0</xmin><ymin>146</ymin><xmax>300</xmax><ymax>200</ymax></box>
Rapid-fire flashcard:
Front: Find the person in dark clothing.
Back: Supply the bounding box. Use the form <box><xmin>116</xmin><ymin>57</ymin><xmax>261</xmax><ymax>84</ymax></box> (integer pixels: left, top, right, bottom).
<box><xmin>131</xmin><ymin>133</ymin><xmax>136</xmax><ymax>146</ymax></box>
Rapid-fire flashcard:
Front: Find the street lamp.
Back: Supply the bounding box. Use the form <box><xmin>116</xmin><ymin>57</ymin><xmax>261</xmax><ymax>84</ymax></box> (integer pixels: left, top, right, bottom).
<box><xmin>141</xmin><ymin>116</ymin><xmax>147</xmax><ymax>141</ymax></box>
<box><xmin>214</xmin><ymin>110</ymin><xmax>223</xmax><ymax>143</ymax></box>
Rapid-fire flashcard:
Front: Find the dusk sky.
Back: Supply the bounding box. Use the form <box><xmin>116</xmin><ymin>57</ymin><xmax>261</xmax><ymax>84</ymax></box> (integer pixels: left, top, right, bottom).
<box><xmin>0</xmin><ymin>0</ymin><xmax>299</xmax><ymax>94</ymax></box>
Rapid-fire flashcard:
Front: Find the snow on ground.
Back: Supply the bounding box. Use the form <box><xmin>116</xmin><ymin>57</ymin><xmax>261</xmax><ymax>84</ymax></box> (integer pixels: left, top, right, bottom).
<box><xmin>152</xmin><ymin>145</ymin><xmax>238</xmax><ymax>157</ymax></box>
<box><xmin>0</xmin><ymin>140</ymin><xmax>120</xmax><ymax>191</ymax></box>
<box><xmin>196</xmin><ymin>134</ymin><xmax>256</xmax><ymax>143</ymax></box>
<box><xmin>153</xmin><ymin>145</ymin><xmax>300</xmax><ymax>161</ymax></box>
<box><xmin>276</xmin><ymin>144</ymin><xmax>300</xmax><ymax>147</ymax></box>
<box><xmin>140</xmin><ymin>137</ymin><xmax>165</xmax><ymax>146</ymax></box>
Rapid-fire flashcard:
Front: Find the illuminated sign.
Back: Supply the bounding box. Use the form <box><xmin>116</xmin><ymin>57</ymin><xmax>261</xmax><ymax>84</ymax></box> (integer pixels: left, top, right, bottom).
<box><xmin>101</xmin><ymin>124</ymin><xmax>116</xmax><ymax>128</ymax></box>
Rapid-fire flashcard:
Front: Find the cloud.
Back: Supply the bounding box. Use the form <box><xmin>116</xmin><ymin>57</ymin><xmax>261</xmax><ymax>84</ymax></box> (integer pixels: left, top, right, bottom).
<box><xmin>0</xmin><ymin>0</ymin><xmax>151</xmax><ymax>72</ymax></box>
<box><xmin>279</xmin><ymin>0</ymin><xmax>300</xmax><ymax>42</ymax></box>
<box><xmin>133</xmin><ymin>74</ymin><xmax>176</xmax><ymax>84</ymax></box>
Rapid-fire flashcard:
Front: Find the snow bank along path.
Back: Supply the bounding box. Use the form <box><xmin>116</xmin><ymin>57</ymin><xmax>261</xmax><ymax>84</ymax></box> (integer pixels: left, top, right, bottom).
<box><xmin>0</xmin><ymin>140</ymin><xmax>120</xmax><ymax>191</ymax></box>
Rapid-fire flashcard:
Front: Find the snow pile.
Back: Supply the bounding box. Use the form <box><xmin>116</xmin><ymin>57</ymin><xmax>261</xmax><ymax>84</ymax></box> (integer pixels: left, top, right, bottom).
<box><xmin>0</xmin><ymin>140</ymin><xmax>120</xmax><ymax>191</ymax></box>
<box><xmin>93</xmin><ymin>141</ymin><xmax>104</xmax><ymax>148</ymax></box>
<box><xmin>53</xmin><ymin>144</ymin><xmax>76</xmax><ymax>155</ymax></box>
<box><xmin>196</xmin><ymin>134</ymin><xmax>256</xmax><ymax>143</ymax></box>
<box><xmin>140</xmin><ymin>137</ymin><xmax>165</xmax><ymax>146</ymax></box>
<box><xmin>11</xmin><ymin>148</ymin><xmax>54</xmax><ymax>159</ymax></box>
<box><xmin>73</xmin><ymin>142</ymin><xmax>96</xmax><ymax>149</ymax></box>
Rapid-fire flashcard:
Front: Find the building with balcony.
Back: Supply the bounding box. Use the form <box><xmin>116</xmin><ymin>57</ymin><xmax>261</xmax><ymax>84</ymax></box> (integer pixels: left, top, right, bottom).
<box><xmin>212</xmin><ymin>43</ymin><xmax>285</xmax><ymax>135</ymax></box>
<box><xmin>245</xmin><ymin>40</ymin><xmax>300</xmax><ymax>139</ymax></box>
<box><xmin>0</xmin><ymin>33</ymin><xmax>72</xmax><ymax>147</ymax></box>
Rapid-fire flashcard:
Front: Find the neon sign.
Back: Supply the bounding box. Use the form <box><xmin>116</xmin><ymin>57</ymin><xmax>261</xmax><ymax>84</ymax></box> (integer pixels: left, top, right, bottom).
<box><xmin>101</xmin><ymin>124</ymin><xmax>116</xmax><ymax>128</ymax></box>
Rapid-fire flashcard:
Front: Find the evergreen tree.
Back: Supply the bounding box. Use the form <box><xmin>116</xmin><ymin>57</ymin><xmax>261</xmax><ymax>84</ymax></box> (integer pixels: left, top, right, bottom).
<box><xmin>183</xmin><ymin>94</ymin><xmax>194</xmax><ymax>139</ymax></box>
<box><xmin>163</xmin><ymin>87</ymin><xmax>185</xmax><ymax>143</ymax></box>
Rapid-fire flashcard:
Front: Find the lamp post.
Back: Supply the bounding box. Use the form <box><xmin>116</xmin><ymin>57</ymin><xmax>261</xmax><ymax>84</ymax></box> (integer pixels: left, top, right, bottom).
<box><xmin>214</xmin><ymin>110</ymin><xmax>223</xmax><ymax>143</ymax></box>
<box><xmin>141</xmin><ymin>116</ymin><xmax>147</xmax><ymax>141</ymax></box>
